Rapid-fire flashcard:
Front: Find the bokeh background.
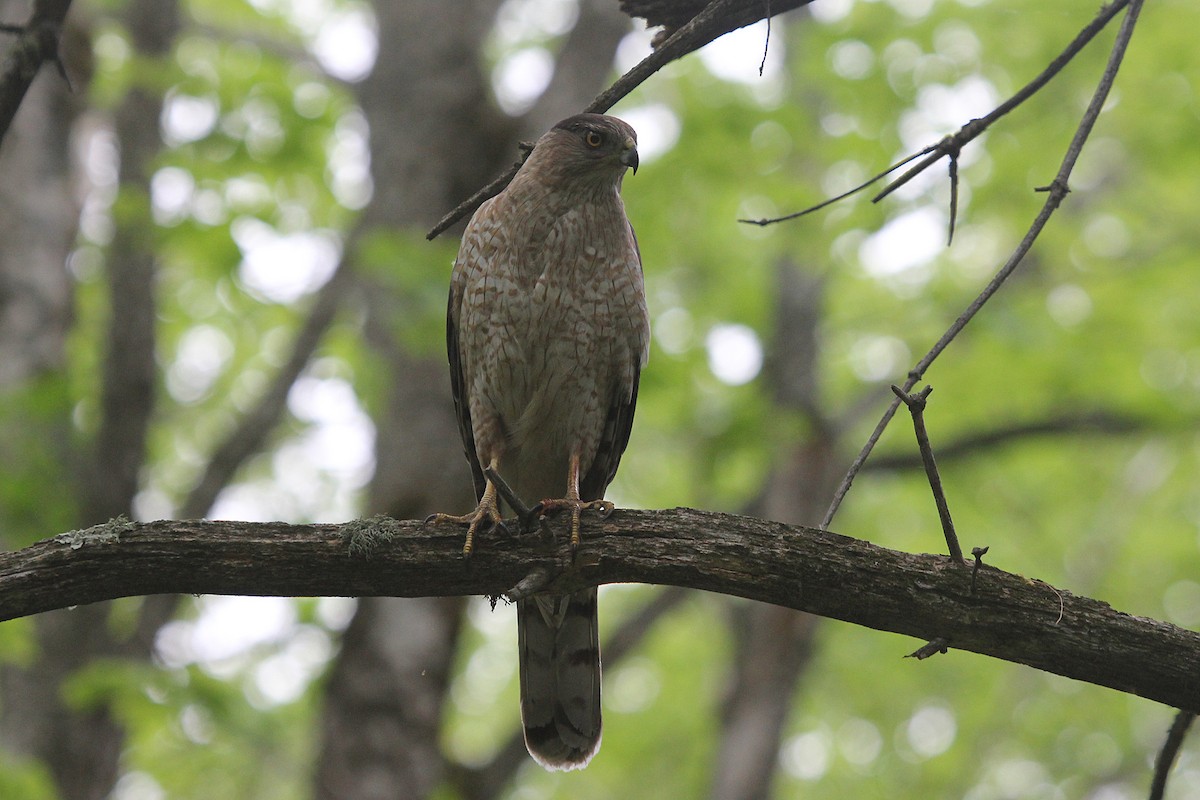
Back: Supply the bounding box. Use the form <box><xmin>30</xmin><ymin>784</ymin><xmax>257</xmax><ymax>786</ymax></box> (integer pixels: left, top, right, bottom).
<box><xmin>2</xmin><ymin>0</ymin><xmax>1199</xmax><ymax>797</ymax></box>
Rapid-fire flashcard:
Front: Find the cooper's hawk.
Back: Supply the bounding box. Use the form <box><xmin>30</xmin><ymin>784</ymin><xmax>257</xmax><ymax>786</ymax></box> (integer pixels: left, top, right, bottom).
<box><xmin>430</xmin><ymin>114</ymin><xmax>648</xmax><ymax>769</ymax></box>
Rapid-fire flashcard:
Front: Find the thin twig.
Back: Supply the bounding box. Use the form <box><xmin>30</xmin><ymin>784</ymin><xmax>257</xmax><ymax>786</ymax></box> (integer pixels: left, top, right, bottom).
<box><xmin>871</xmin><ymin>0</ymin><xmax>1128</xmax><ymax>204</ymax></box>
<box><xmin>758</xmin><ymin>0</ymin><xmax>771</xmax><ymax>77</ymax></box>
<box><xmin>947</xmin><ymin>150</ymin><xmax>959</xmax><ymax>245</ymax></box>
<box><xmin>739</xmin><ymin>145</ymin><xmax>936</xmax><ymax>226</ymax></box>
<box><xmin>746</xmin><ymin>0</ymin><xmax>1130</xmax><ymax>229</ymax></box>
<box><xmin>970</xmin><ymin>546</ymin><xmax>988</xmax><ymax>594</ymax></box>
<box><xmin>820</xmin><ymin>0</ymin><xmax>1144</xmax><ymax>530</ymax></box>
<box><xmin>892</xmin><ymin>385</ymin><xmax>964</xmax><ymax>563</ymax></box>
<box><xmin>1149</xmin><ymin>710</ymin><xmax>1196</xmax><ymax>800</ymax></box>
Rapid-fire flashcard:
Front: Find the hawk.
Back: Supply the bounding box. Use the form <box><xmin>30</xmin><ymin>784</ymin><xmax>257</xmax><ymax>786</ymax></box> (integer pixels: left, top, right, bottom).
<box><xmin>430</xmin><ymin>113</ymin><xmax>648</xmax><ymax>769</ymax></box>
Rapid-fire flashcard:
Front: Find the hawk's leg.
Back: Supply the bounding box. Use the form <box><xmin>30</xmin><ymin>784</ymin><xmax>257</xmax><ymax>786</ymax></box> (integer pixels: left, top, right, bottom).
<box><xmin>532</xmin><ymin>452</ymin><xmax>615</xmax><ymax>552</ymax></box>
<box><xmin>425</xmin><ymin>458</ymin><xmax>505</xmax><ymax>557</ymax></box>
<box><xmin>483</xmin><ymin>464</ymin><xmax>535</xmax><ymax>520</ymax></box>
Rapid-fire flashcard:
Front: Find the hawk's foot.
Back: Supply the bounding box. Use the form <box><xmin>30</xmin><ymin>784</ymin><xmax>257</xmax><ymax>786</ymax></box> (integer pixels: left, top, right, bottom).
<box><xmin>530</xmin><ymin>498</ymin><xmax>615</xmax><ymax>553</ymax></box>
<box><xmin>424</xmin><ymin>495</ymin><xmax>505</xmax><ymax>558</ymax></box>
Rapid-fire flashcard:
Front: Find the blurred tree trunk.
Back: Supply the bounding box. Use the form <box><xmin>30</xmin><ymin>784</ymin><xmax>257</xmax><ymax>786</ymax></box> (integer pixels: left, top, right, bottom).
<box><xmin>0</xmin><ymin>1</ymin><xmax>79</xmax><ymax>389</ymax></box>
<box><xmin>0</xmin><ymin>0</ymin><xmax>82</xmax><ymax>541</ymax></box>
<box><xmin>0</xmin><ymin>1</ymin><xmax>177</xmax><ymax>798</ymax></box>
<box><xmin>313</xmin><ymin>1</ymin><xmax>630</xmax><ymax>796</ymax></box>
<box><xmin>708</xmin><ymin>264</ymin><xmax>834</xmax><ymax>800</ymax></box>
<box><xmin>310</xmin><ymin>2</ymin><xmax>506</xmax><ymax>797</ymax></box>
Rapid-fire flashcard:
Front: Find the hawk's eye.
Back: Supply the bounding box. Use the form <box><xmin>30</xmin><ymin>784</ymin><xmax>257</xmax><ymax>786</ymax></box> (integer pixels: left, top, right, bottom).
<box><xmin>584</xmin><ymin>130</ymin><xmax>603</xmax><ymax>148</ymax></box>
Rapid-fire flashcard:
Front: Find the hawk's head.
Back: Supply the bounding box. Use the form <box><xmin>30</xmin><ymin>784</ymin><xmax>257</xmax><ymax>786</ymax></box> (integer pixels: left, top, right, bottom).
<box><xmin>528</xmin><ymin>114</ymin><xmax>639</xmax><ymax>187</ymax></box>
<box><xmin>550</xmin><ymin>114</ymin><xmax>639</xmax><ymax>174</ymax></box>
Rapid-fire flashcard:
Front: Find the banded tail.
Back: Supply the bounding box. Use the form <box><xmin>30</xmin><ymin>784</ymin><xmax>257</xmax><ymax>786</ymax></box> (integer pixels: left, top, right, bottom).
<box><xmin>517</xmin><ymin>587</ymin><xmax>602</xmax><ymax>769</ymax></box>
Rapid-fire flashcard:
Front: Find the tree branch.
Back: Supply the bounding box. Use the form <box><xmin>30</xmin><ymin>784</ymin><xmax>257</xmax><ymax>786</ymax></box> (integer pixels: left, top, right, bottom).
<box><xmin>892</xmin><ymin>385</ymin><xmax>964</xmax><ymax>564</ymax></box>
<box><xmin>0</xmin><ymin>0</ymin><xmax>73</xmax><ymax>147</ymax></box>
<box><xmin>619</xmin><ymin>0</ymin><xmax>811</xmax><ymax>39</ymax></box>
<box><xmin>425</xmin><ymin>0</ymin><xmax>815</xmax><ymax>240</ymax></box>
<box><xmin>821</xmin><ymin>0</ymin><xmax>1145</xmax><ymax>529</ymax></box>
<box><xmin>865</xmin><ymin>410</ymin><xmax>1146</xmax><ymax>471</ymax></box>
<box><xmin>5</xmin><ymin>510</ymin><xmax>1198</xmax><ymax>712</ymax></box>
<box><xmin>740</xmin><ymin>0</ymin><xmax>1130</xmax><ymax>228</ymax></box>
<box><xmin>1149</xmin><ymin>710</ymin><xmax>1196</xmax><ymax>800</ymax></box>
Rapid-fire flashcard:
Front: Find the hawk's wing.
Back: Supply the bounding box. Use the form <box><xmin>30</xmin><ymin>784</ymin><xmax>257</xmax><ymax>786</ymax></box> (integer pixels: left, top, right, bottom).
<box><xmin>580</xmin><ymin>221</ymin><xmax>647</xmax><ymax>502</ymax></box>
<box><xmin>447</xmin><ymin>221</ymin><xmax>488</xmax><ymax>504</ymax></box>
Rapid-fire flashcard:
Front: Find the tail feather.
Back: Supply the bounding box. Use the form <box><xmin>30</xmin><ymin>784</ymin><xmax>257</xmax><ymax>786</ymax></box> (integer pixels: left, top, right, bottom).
<box><xmin>517</xmin><ymin>588</ymin><xmax>602</xmax><ymax>770</ymax></box>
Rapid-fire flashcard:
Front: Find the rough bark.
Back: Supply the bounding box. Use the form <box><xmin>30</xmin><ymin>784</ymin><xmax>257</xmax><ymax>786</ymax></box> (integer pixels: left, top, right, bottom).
<box><xmin>4</xmin><ymin>511</ymin><xmax>1199</xmax><ymax>714</ymax></box>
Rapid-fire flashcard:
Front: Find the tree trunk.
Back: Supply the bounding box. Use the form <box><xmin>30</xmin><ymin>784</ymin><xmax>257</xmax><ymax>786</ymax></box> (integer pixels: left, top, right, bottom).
<box><xmin>0</xmin><ymin>1</ymin><xmax>177</xmax><ymax>797</ymax></box>
<box><xmin>709</xmin><ymin>263</ymin><xmax>833</xmax><ymax>799</ymax></box>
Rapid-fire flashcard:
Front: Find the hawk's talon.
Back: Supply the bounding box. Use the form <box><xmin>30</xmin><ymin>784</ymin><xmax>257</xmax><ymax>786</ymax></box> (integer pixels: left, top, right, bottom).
<box><xmin>532</xmin><ymin>497</ymin><xmax>614</xmax><ymax>555</ymax></box>
<box><xmin>424</xmin><ymin>500</ymin><xmax>503</xmax><ymax>557</ymax></box>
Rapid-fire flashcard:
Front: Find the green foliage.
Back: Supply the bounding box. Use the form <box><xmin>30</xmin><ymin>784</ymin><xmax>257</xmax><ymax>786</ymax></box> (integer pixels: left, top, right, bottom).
<box><xmin>0</xmin><ymin>751</ymin><xmax>56</xmax><ymax>800</ymax></box>
<box><xmin>6</xmin><ymin>0</ymin><xmax>1200</xmax><ymax>796</ymax></box>
<box><xmin>0</xmin><ymin>374</ymin><xmax>78</xmax><ymax>544</ymax></box>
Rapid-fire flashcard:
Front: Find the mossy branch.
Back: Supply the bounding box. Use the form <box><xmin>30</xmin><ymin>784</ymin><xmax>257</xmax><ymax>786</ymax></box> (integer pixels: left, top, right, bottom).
<box><xmin>1</xmin><ymin>509</ymin><xmax>1197</xmax><ymax>712</ymax></box>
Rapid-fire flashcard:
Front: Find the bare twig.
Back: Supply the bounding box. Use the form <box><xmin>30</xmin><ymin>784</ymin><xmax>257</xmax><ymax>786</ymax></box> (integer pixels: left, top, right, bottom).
<box><xmin>892</xmin><ymin>385</ymin><xmax>963</xmax><ymax>564</ymax></box>
<box><xmin>906</xmin><ymin>638</ymin><xmax>949</xmax><ymax>660</ymax></box>
<box><xmin>1149</xmin><ymin>710</ymin><xmax>1196</xmax><ymax>800</ymax></box>
<box><xmin>947</xmin><ymin>149</ymin><xmax>960</xmax><ymax>245</ymax></box>
<box><xmin>739</xmin><ymin>145</ymin><xmax>936</xmax><ymax>226</ymax></box>
<box><xmin>758</xmin><ymin>0</ymin><xmax>771</xmax><ymax>77</ymax></box>
<box><xmin>820</xmin><ymin>0</ymin><xmax>1145</xmax><ymax>530</ymax></box>
<box><xmin>483</xmin><ymin>465</ymin><xmax>535</xmax><ymax>520</ymax></box>
<box><xmin>745</xmin><ymin>0</ymin><xmax>1130</xmax><ymax>229</ymax></box>
<box><xmin>970</xmin><ymin>546</ymin><xmax>988</xmax><ymax>594</ymax></box>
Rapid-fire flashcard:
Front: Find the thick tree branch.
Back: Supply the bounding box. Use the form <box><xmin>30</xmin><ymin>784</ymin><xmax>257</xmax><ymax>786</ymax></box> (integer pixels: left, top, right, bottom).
<box><xmin>4</xmin><ymin>510</ymin><xmax>1198</xmax><ymax>713</ymax></box>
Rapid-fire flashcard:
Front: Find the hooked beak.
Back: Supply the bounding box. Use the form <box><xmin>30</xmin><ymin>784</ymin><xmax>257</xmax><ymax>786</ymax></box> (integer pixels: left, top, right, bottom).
<box><xmin>620</xmin><ymin>137</ymin><xmax>639</xmax><ymax>174</ymax></box>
